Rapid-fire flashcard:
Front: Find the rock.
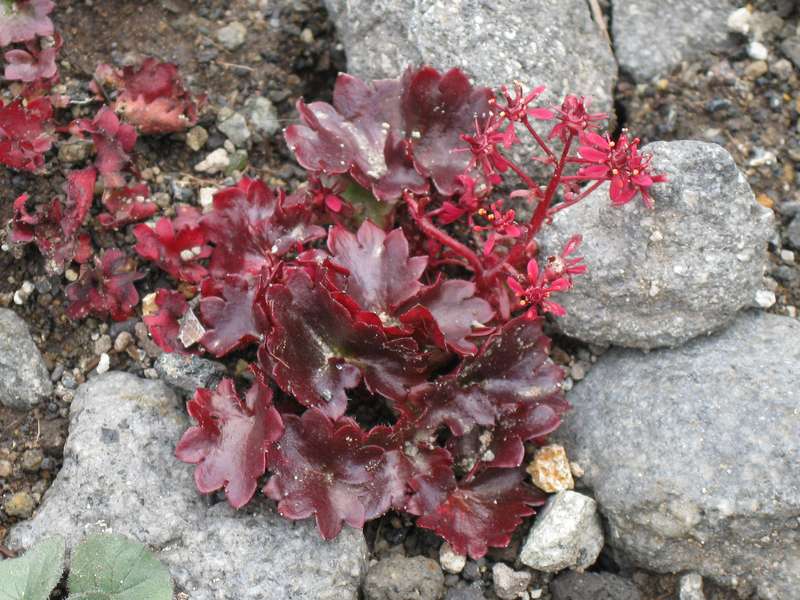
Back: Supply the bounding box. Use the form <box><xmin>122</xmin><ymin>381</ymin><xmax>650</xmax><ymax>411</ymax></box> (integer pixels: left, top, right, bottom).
<box><xmin>323</xmin><ymin>0</ymin><xmax>616</xmax><ymax>111</ymax></box>
<box><xmin>754</xmin><ymin>289</ymin><xmax>776</xmax><ymax>308</ymax></box>
<box><xmin>492</xmin><ymin>563</ymin><xmax>531</xmax><ymax>599</ymax></box>
<box><xmin>781</xmin><ymin>38</ymin><xmax>800</xmax><ymax>71</ymax></box>
<box><xmin>0</xmin><ymin>309</ymin><xmax>52</xmax><ymax>409</ymax></box>
<box><xmin>439</xmin><ymin>541</ymin><xmax>467</xmax><ymax>574</ymax></box>
<box><xmin>363</xmin><ymin>555</ymin><xmax>445</xmax><ymax>600</ymax></box>
<box><xmin>747</xmin><ymin>41</ymin><xmax>769</xmax><ymax>61</ymax></box>
<box><xmin>7</xmin><ymin>372</ymin><xmax>367</xmax><ymax>600</ymax></box>
<box><xmin>519</xmin><ymin>491</ymin><xmax>603</xmax><ymax>573</ymax></box>
<box><xmin>216</xmin><ymin>21</ymin><xmax>247</xmax><ymax>50</ymax></box>
<box><xmin>539</xmin><ymin>141</ymin><xmax>774</xmax><ymax>349</ymax></box>
<box><xmin>526</xmin><ymin>444</ymin><xmax>574</xmax><ymax>493</ymax></box>
<box><xmin>244</xmin><ymin>96</ymin><xmax>280</xmax><ymax>137</ymax></box>
<box><xmin>3</xmin><ymin>491</ymin><xmax>36</xmax><ymax>518</ymax></box>
<box><xmin>20</xmin><ymin>448</ymin><xmax>43</xmax><ymax>472</ymax></box>
<box><xmin>444</xmin><ymin>584</ymin><xmax>485</xmax><ymax>600</ymax></box>
<box><xmin>679</xmin><ymin>573</ymin><xmax>705</xmax><ymax>600</ymax></box>
<box><xmin>0</xmin><ymin>459</ymin><xmax>12</xmax><ymax>478</ymax></box>
<box><xmin>787</xmin><ymin>215</ymin><xmax>800</xmax><ymax>249</ymax></box>
<box><xmin>613</xmin><ymin>0</ymin><xmax>736</xmax><ymax>82</ymax></box>
<box><xmin>186</xmin><ymin>126</ymin><xmax>209</xmax><ymax>152</ymax></box>
<box><xmin>194</xmin><ymin>148</ymin><xmax>230</xmax><ymax>174</ymax></box>
<box><xmin>550</xmin><ymin>572</ymin><xmax>641</xmax><ymax>600</ymax></box>
<box><xmin>154</xmin><ymin>352</ymin><xmax>225</xmax><ymax>394</ymax></box>
<box><xmin>58</xmin><ymin>139</ymin><xmax>93</xmax><ymax>164</ymax></box>
<box><xmin>217</xmin><ymin>112</ymin><xmax>251</xmax><ymax>147</ymax></box>
<box><xmin>556</xmin><ymin>312</ymin><xmax>800</xmax><ymax>599</ymax></box>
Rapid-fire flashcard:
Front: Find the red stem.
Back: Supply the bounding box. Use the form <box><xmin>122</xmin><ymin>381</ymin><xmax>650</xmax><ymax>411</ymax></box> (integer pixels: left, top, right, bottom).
<box><xmin>528</xmin><ymin>135</ymin><xmax>573</xmax><ymax>235</ymax></box>
<box><xmin>522</xmin><ymin>117</ymin><xmax>556</xmax><ymax>163</ymax></box>
<box><xmin>405</xmin><ymin>195</ymin><xmax>486</xmax><ymax>287</ymax></box>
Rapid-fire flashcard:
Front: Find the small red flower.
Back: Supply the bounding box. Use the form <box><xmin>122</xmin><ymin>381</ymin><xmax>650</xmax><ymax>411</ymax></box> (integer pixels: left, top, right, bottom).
<box><xmin>461</xmin><ymin>114</ymin><xmax>519</xmax><ymax>184</ymax></box>
<box><xmin>548</xmin><ymin>95</ymin><xmax>606</xmax><ymax>143</ymax></box>
<box><xmin>544</xmin><ymin>234</ymin><xmax>586</xmax><ymax>282</ymax></box>
<box><xmin>577</xmin><ymin>131</ymin><xmax>667</xmax><ymax>207</ymax></box>
<box><xmin>473</xmin><ymin>200</ymin><xmax>521</xmax><ymax>256</ymax></box>
<box><xmin>507</xmin><ymin>259</ymin><xmax>571</xmax><ymax>318</ymax></box>
<box><xmin>492</xmin><ymin>81</ymin><xmax>553</xmax><ymax>123</ymax></box>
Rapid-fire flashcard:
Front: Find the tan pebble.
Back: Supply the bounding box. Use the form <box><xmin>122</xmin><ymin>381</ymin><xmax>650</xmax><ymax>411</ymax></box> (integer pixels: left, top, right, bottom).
<box><xmin>527</xmin><ymin>444</ymin><xmax>575</xmax><ymax>493</ymax></box>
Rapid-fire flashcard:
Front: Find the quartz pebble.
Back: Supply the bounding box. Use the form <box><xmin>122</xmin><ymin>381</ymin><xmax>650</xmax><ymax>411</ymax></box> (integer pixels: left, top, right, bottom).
<box><xmin>492</xmin><ymin>563</ymin><xmax>531</xmax><ymax>600</ymax></box>
<box><xmin>527</xmin><ymin>444</ymin><xmax>574</xmax><ymax>493</ymax></box>
<box><xmin>439</xmin><ymin>542</ymin><xmax>466</xmax><ymax>574</ymax></box>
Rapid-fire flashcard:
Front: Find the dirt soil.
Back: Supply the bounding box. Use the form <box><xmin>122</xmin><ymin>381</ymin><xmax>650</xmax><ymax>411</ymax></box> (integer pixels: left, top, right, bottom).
<box><xmin>0</xmin><ymin>1</ymin><xmax>797</xmax><ymax>599</ymax></box>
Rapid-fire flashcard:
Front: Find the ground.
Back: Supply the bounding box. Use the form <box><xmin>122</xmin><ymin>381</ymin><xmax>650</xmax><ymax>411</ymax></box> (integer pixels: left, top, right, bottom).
<box><xmin>0</xmin><ymin>1</ymin><xmax>797</xmax><ymax>599</ymax></box>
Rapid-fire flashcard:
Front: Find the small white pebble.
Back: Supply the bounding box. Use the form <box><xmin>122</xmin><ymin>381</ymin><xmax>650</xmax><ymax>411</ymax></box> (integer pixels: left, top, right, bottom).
<box><xmin>439</xmin><ymin>542</ymin><xmax>466</xmax><ymax>574</ymax></box>
<box><xmin>787</xmin><ymin>306</ymin><xmax>797</xmax><ymax>318</ymax></box>
<box><xmin>96</xmin><ymin>353</ymin><xmax>110</xmax><ymax>374</ymax></box>
<box><xmin>755</xmin><ymin>290</ymin><xmax>776</xmax><ymax>308</ymax></box>
<box><xmin>780</xmin><ymin>249</ymin><xmax>795</xmax><ymax>264</ymax></box>
<box><xmin>65</xmin><ymin>269</ymin><xmax>79</xmax><ymax>282</ymax></box>
<box><xmin>747</xmin><ymin>41</ymin><xmax>768</xmax><ymax>61</ymax></box>
<box><xmin>179</xmin><ymin>249</ymin><xmax>195</xmax><ymax>262</ymax></box>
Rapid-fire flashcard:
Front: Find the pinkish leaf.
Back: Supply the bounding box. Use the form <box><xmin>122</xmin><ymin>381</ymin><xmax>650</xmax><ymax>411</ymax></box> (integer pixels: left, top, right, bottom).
<box><xmin>97</xmin><ymin>183</ymin><xmax>158</xmax><ymax>229</ymax></box>
<box><xmin>65</xmin><ymin>248</ymin><xmax>143</xmax><ymax>321</ymax></box>
<box><xmin>0</xmin><ymin>0</ymin><xmax>54</xmax><ymax>46</ymax></box>
<box><xmin>143</xmin><ymin>289</ymin><xmax>189</xmax><ymax>353</ymax></box>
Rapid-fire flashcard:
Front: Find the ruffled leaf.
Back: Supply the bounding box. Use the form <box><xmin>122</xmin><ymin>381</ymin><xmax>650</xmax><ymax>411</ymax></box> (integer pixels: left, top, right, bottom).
<box><xmin>93</xmin><ymin>58</ymin><xmax>204</xmax><ymax>134</ymax></box>
<box><xmin>327</xmin><ymin>220</ymin><xmax>427</xmax><ymax>320</ymax></box>
<box><xmin>69</xmin><ymin>106</ymin><xmax>137</xmax><ymax>188</ymax></box>
<box><xmin>97</xmin><ymin>183</ymin><xmax>157</xmax><ymax>229</ymax></box>
<box><xmin>199</xmin><ymin>274</ymin><xmax>269</xmax><ymax>357</ymax></box>
<box><xmin>263</xmin><ymin>267</ymin><xmax>427</xmax><ymax>419</ymax></box>
<box><xmin>0</xmin><ymin>96</ymin><xmax>54</xmax><ymax>171</ymax></box>
<box><xmin>415</xmin><ymin>468</ymin><xmax>545</xmax><ymax>559</ymax></box>
<box><xmin>176</xmin><ymin>377</ymin><xmax>283</xmax><ymax>508</ymax></box>
<box><xmin>65</xmin><ymin>248</ymin><xmax>143</xmax><ymax>321</ymax></box>
<box><xmin>143</xmin><ymin>289</ymin><xmax>189</xmax><ymax>353</ymax></box>
<box><xmin>0</xmin><ymin>0</ymin><xmax>54</xmax><ymax>46</ymax></box>
<box><xmin>263</xmin><ymin>409</ymin><xmax>384</xmax><ymax>539</ymax></box>
<box><xmin>134</xmin><ymin>207</ymin><xmax>210</xmax><ymax>284</ymax></box>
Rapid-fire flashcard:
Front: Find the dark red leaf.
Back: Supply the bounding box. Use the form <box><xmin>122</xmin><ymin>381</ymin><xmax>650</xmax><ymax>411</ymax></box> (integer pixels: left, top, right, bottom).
<box><xmin>199</xmin><ymin>274</ymin><xmax>269</xmax><ymax>357</ymax></box>
<box><xmin>65</xmin><ymin>248</ymin><xmax>143</xmax><ymax>321</ymax></box>
<box><xmin>401</xmin><ymin>67</ymin><xmax>493</xmax><ymax>196</ymax></box>
<box><xmin>176</xmin><ymin>377</ymin><xmax>283</xmax><ymax>508</ymax></box>
<box><xmin>285</xmin><ymin>67</ymin><xmax>492</xmax><ymax>201</ymax></box>
<box><xmin>0</xmin><ymin>96</ymin><xmax>54</xmax><ymax>171</ymax></box>
<box><xmin>201</xmin><ymin>178</ymin><xmax>324</xmax><ymax>278</ymax></box>
<box><xmin>416</xmin><ymin>468</ymin><xmax>545</xmax><ymax>559</ymax></box>
<box><xmin>134</xmin><ymin>208</ymin><xmax>210</xmax><ymax>284</ymax></box>
<box><xmin>70</xmin><ymin>106</ymin><xmax>137</xmax><ymax>188</ymax></box>
<box><xmin>398</xmin><ymin>278</ymin><xmax>493</xmax><ymax>356</ymax></box>
<box><xmin>263</xmin><ymin>409</ymin><xmax>383</xmax><ymax>539</ymax></box>
<box><xmin>407</xmin><ymin>318</ymin><xmax>566</xmax><ymax>436</ymax></box>
<box><xmin>327</xmin><ymin>220</ymin><xmax>427</xmax><ymax>320</ymax></box>
<box><xmin>97</xmin><ymin>183</ymin><xmax>157</xmax><ymax>229</ymax></box>
<box><xmin>263</xmin><ymin>267</ymin><xmax>427</xmax><ymax>419</ymax></box>
<box><xmin>143</xmin><ymin>289</ymin><xmax>189</xmax><ymax>353</ymax></box>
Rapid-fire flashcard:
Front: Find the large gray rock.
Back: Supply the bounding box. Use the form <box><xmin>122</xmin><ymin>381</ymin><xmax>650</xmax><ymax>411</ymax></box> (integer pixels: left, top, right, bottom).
<box><xmin>540</xmin><ymin>140</ymin><xmax>774</xmax><ymax>349</ymax></box>
<box><xmin>0</xmin><ymin>308</ymin><xmax>52</xmax><ymax>409</ymax></box>
<box><xmin>324</xmin><ymin>0</ymin><xmax>616</xmax><ymax>110</ymax></box>
<box><xmin>613</xmin><ymin>0</ymin><xmax>736</xmax><ymax>82</ymax></box>
<box><xmin>557</xmin><ymin>312</ymin><xmax>800</xmax><ymax>599</ymax></box>
<box><xmin>7</xmin><ymin>372</ymin><xmax>367</xmax><ymax>600</ymax></box>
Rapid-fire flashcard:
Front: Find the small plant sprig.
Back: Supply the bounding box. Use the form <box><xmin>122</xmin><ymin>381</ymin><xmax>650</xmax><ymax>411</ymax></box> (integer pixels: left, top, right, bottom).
<box><xmin>1</xmin><ymin>0</ymin><xmax>665</xmax><ymax>559</ymax></box>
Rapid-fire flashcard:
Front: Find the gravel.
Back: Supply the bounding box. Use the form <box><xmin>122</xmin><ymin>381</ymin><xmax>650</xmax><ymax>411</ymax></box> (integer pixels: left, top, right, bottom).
<box><xmin>217</xmin><ymin>112</ymin><xmax>251</xmax><ymax>147</ymax></box>
<box><xmin>216</xmin><ymin>21</ymin><xmax>247</xmax><ymax>50</ymax></box>
<box><xmin>0</xmin><ymin>308</ymin><xmax>53</xmax><ymax>410</ymax></box>
<box><xmin>492</xmin><ymin>563</ymin><xmax>531</xmax><ymax>599</ymax></box>
<box><xmin>679</xmin><ymin>573</ymin><xmax>706</xmax><ymax>600</ymax></box>
<box><xmin>540</xmin><ymin>140</ymin><xmax>774</xmax><ymax>349</ymax></box>
<box><xmin>556</xmin><ymin>311</ymin><xmax>800</xmax><ymax>599</ymax></box>
<box><xmin>7</xmin><ymin>372</ymin><xmax>368</xmax><ymax>600</ymax></box>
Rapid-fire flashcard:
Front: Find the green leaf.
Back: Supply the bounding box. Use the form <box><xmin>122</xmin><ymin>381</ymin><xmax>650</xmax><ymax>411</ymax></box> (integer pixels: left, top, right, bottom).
<box><xmin>342</xmin><ymin>180</ymin><xmax>396</xmax><ymax>227</ymax></box>
<box><xmin>0</xmin><ymin>536</ymin><xmax>66</xmax><ymax>600</ymax></box>
<box><xmin>67</xmin><ymin>534</ymin><xmax>172</xmax><ymax>600</ymax></box>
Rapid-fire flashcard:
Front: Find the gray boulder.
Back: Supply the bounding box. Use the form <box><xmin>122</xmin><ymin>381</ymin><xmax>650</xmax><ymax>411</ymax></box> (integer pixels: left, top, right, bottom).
<box><xmin>540</xmin><ymin>140</ymin><xmax>774</xmax><ymax>349</ymax></box>
<box><xmin>0</xmin><ymin>308</ymin><xmax>52</xmax><ymax>409</ymax></box>
<box><xmin>557</xmin><ymin>312</ymin><xmax>800</xmax><ymax>599</ymax></box>
<box><xmin>613</xmin><ymin>0</ymin><xmax>736</xmax><ymax>82</ymax></box>
<box><xmin>323</xmin><ymin>0</ymin><xmax>616</xmax><ymax>110</ymax></box>
<box><xmin>363</xmin><ymin>555</ymin><xmax>445</xmax><ymax>600</ymax></box>
<box><xmin>7</xmin><ymin>372</ymin><xmax>367</xmax><ymax>600</ymax></box>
